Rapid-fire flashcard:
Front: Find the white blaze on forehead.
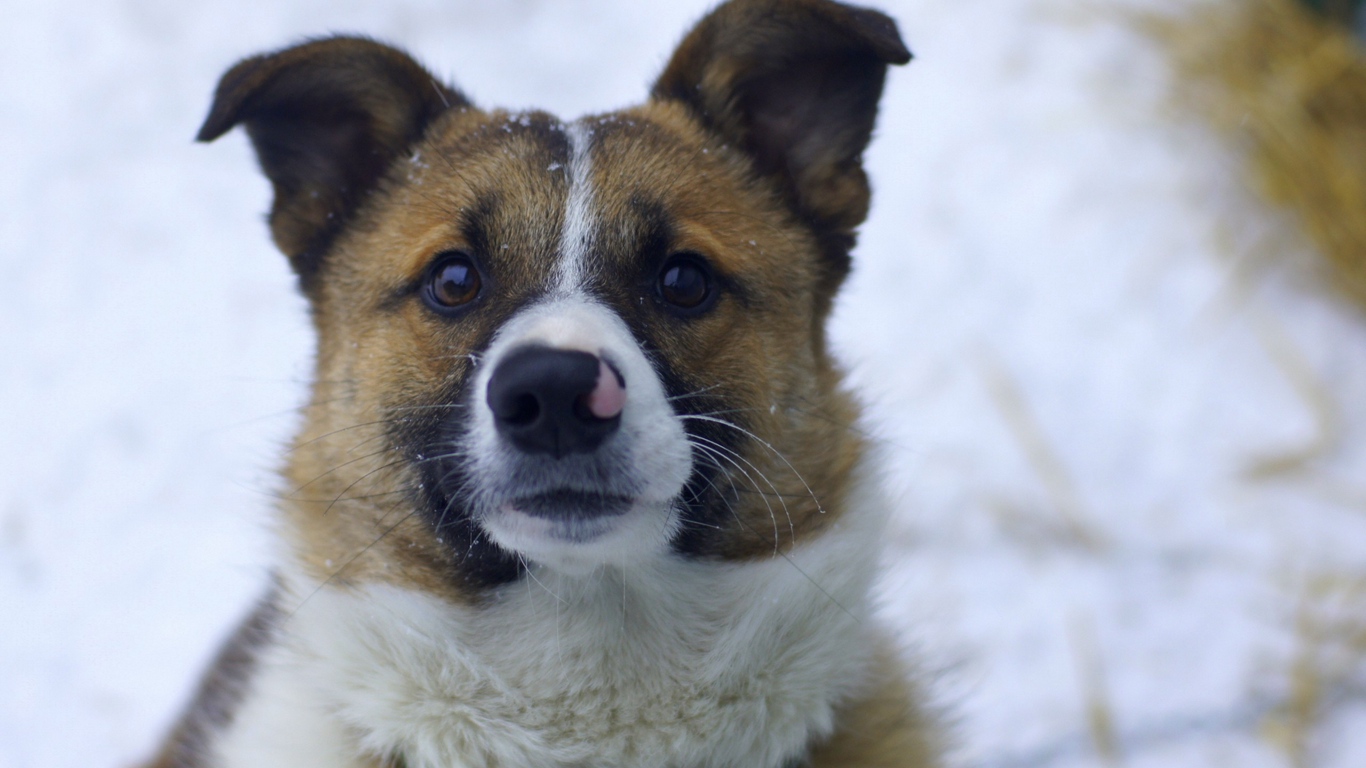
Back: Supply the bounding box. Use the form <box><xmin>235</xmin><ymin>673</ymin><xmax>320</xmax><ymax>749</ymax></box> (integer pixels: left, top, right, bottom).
<box><xmin>555</xmin><ymin>119</ymin><xmax>595</xmax><ymax>294</ymax></box>
<box><xmin>496</xmin><ymin>299</ymin><xmax>611</xmax><ymax>354</ymax></box>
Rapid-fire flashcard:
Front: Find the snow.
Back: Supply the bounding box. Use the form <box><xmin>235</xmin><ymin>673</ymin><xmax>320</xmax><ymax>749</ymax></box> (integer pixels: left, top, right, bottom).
<box><xmin>3</xmin><ymin>1</ymin><xmax>1364</xmax><ymax>766</ymax></box>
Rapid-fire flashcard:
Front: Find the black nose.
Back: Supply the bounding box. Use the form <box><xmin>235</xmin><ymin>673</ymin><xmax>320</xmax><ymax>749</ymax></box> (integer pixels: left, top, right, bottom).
<box><xmin>486</xmin><ymin>346</ymin><xmax>620</xmax><ymax>458</ymax></box>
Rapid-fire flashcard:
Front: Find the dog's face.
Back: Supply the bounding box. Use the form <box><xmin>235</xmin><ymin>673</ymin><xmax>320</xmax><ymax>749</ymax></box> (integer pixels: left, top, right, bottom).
<box><xmin>200</xmin><ymin>0</ymin><xmax>909</xmax><ymax>601</ymax></box>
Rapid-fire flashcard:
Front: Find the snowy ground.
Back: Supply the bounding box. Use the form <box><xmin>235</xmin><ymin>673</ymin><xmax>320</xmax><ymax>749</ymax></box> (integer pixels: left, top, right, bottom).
<box><xmin>3</xmin><ymin>1</ymin><xmax>1365</xmax><ymax>766</ymax></box>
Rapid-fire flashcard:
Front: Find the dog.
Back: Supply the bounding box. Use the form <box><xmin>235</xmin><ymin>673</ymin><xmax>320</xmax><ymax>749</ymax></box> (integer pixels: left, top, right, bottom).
<box><xmin>148</xmin><ymin>1</ymin><xmax>934</xmax><ymax>765</ymax></box>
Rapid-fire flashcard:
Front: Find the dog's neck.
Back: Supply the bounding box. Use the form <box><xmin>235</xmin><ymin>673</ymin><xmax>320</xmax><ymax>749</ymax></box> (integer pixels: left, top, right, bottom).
<box><xmin>249</xmin><ymin>473</ymin><xmax>887</xmax><ymax>768</ymax></box>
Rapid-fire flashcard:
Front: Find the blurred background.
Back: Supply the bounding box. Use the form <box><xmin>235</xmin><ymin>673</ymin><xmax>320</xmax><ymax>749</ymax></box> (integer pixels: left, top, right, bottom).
<box><xmin>2</xmin><ymin>0</ymin><xmax>1365</xmax><ymax>766</ymax></box>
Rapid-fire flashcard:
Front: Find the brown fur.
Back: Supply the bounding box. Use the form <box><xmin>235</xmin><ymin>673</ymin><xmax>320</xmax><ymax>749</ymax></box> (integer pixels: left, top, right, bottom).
<box><xmin>153</xmin><ymin>1</ymin><xmax>933</xmax><ymax>765</ymax></box>
<box><xmin>807</xmin><ymin>647</ymin><xmax>943</xmax><ymax>767</ymax></box>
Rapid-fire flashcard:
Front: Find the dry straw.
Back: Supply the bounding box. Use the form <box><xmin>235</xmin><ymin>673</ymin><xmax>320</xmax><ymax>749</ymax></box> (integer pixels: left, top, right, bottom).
<box><xmin>1261</xmin><ymin>573</ymin><xmax>1366</xmax><ymax>768</ymax></box>
<box><xmin>1146</xmin><ymin>0</ymin><xmax>1366</xmax><ymax>311</ymax></box>
<box><xmin>1143</xmin><ymin>9</ymin><xmax>1366</xmax><ymax>761</ymax></box>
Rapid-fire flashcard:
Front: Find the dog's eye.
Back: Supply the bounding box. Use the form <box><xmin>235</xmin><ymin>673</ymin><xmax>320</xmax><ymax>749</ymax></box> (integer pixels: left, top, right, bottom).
<box><xmin>423</xmin><ymin>252</ymin><xmax>482</xmax><ymax>312</ymax></box>
<box><xmin>657</xmin><ymin>255</ymin><xmax>713</xmax><ymax>312</ymax></box>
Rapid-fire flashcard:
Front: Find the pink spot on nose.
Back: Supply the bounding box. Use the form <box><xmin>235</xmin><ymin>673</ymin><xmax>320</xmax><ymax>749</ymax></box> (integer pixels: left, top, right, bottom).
<box><xmin>586</xmin><ymin>359</ymin><xmax>626</xmax><ymax>419</ymax></box>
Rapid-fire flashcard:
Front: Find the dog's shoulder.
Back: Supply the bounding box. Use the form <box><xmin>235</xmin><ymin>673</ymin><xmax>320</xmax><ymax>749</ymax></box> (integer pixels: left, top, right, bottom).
<box><xmin>144</xmin><ymin>583</ymin><xmax>283</xmax><ymax>768</ymax></box>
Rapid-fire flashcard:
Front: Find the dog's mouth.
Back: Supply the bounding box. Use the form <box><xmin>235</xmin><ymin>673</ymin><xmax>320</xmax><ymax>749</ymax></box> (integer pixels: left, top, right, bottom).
<box><xmin>508</xmin><ymin>489</ymin><xmax>634</xmax><ymax>521</ymax></box>
<box><xmin>485</xmin><ymin>490</ymin><xmax>647</xmax><ymax>549</ymax></box>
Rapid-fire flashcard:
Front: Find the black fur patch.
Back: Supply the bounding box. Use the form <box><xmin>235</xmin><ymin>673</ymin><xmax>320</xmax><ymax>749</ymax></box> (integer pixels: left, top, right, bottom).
<box><xmin>391</xmin><ymin>302</ymin><xmax>536</xmax><ymax>592</ymax></box>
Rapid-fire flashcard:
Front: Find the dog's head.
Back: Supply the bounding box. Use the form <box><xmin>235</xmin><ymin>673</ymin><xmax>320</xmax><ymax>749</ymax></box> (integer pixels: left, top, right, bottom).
<box><xmin>200</xmin><ymin>0</ymin><xmax>908</xmax><ymax>599</ymax></box>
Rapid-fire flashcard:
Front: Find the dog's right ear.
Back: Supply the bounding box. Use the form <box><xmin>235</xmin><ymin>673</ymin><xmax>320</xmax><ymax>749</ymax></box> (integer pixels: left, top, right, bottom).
<box><xmin>198</xmin><ymin>36</ymin><xmax>466</xmax><ymax>291</ymax></box>
<box><xmin>652</xmin><ymin>0</ymin><xmax>909</xmax><ymax>322</ymax></box>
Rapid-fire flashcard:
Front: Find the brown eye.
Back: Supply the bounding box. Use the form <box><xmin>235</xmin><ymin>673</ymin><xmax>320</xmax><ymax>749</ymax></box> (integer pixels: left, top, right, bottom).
<box><xmin>424</xmin><ymin>252</ymin><xmax>482</xmax><ymax>312</ymax></box>
<box><xmin>658</xmin><ymin>255</ymin><xmax>713</xmax><ymax>312</ymax></box>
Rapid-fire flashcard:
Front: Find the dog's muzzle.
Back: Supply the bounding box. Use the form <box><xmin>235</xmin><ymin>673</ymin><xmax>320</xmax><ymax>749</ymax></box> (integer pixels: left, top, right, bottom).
<box><xmin>457</xmin><ymin>299</ymin><xmax>691</xmax><ymax>565</ymax></box>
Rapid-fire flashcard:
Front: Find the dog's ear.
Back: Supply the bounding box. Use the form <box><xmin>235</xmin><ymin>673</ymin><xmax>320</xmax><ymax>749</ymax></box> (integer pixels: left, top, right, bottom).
<box><xmin>198</xmin><ymin>36</ymin><xmax>466</xmax><ymax>290</ymax></box>
<box><xmin>652</xmin><ymin>0</ymin><xmax>909</xmax><ymax>288</ymax></box>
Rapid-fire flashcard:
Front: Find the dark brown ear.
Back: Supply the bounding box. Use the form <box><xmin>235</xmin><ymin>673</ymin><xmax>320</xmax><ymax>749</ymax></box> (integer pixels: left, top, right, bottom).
<box><xmin>198</xmin><ymin>36</ymin><xmax>467</xmax><ymax>291</ymax></box>
<box><xmin>652</xmin><ymin>0</ymin><xmax>910</xmax><ymax>287</ymax></box>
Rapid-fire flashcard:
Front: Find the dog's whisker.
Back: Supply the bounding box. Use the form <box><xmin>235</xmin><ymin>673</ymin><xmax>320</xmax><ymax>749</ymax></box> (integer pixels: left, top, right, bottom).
<box><xmin>689</xmin><ymin>439</ymin><xmax>792</xmax><ymax>552</ymax></box>
<box><xmin>284</xmin><ymin>417</ymin><xmax>417</xmax><ymax>455</ymax></box>
<box><xmin>336</xmin><ymin>428</ymin><xmax>408</xmax><ymax>459</ymax></box>
<box><xmin>285</xmin><ymin>445</ymin><xmax>402</xmax><ymax>498</ymax></box>
<box><xmin>686</xmin><ymin>451</ymin><xmax>753</xmax><ymax>525</ymax></box>
<box><xmin>681</xmin><ymin>414</ymin><xmax>826</xmax><ymax>516</ymax></box>
<box><xmin>368</xmin><ymin>488</ymin><xmax>423</xmax><ymax>531</ymax></box>
<box><xmin>703</xmin><ymin>436</ymin><xmax>800</xmax><ymax>548</ymax></box>
<box><xmin>688</xmin><ymin>438</ymin><xmax>787</xmax><ymax>551</ymax></box>
<box><xmin>432</xmin><ymin>471</ymin><xmax>469</xmax><ymax>540</ymax></box>
<box><xmin>681</xmin><ymin>407</ymin><xmax>760</xmax><ymax>420</ymax></box>
<box><xmin>317</xmin><ymin>455</ymin><xmax>414</xmax><ymax>518</ymax></box>
<box><xmin>288</xmin><ymin>510</ymin><xmax>421</xmax><ymax>620</ymax></box>
<box><xmin>524</xmin><ymin>559</ymin><xmax>565</xmax><ymax>605</ymax></box>
<box><xmin>380</xmin><ymin>403</ymin><xmax>470</xmax><ymax>414</ymax></box>
<box><xmin>257</xmin><ymin>489</ymin><xmax>411</xmax><ymax>505</ymax></box>
<box><xmin>683</xmin><ymin>415</ymin><xmax>797</xmax><ymax>511</ymax></box>
<box><xmin>665</xmin><ymin>383</ymin><xmax>726</xmax><ymax>402</ymax></box>
<box><xmin>690</xmin><ymin>448</ymin><xmax>856</xmax><ymax>622</ymax></box>
<box><xmin>208</xmin><ymin>394</ymin><xmax>361</xmax><ymax>434</ymax></box>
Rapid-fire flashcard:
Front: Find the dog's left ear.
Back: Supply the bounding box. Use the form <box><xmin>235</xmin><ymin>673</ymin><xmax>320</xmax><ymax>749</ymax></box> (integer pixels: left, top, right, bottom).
<box><xmin>653</xmin><ymin>0</ymin><xmax>909</xmax><ymax>287</ymax></box>
<box><xmin>197</xmin><ymin>36</ymin><xmax>466</xmax><ymax>292</ymax></box>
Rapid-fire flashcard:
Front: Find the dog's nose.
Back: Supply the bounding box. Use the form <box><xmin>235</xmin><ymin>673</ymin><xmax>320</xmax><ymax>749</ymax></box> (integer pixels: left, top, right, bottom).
<box><xmin>486</xmin><ymin>346</ymin><xmax>625</xmax><ymax>458</ymax></box>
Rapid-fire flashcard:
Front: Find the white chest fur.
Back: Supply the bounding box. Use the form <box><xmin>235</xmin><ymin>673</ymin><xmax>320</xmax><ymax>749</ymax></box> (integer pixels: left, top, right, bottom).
<box><xmin>217</xmin><ymin>482</ymin><xmax>888</xmax><ymax>768</ymax></box>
